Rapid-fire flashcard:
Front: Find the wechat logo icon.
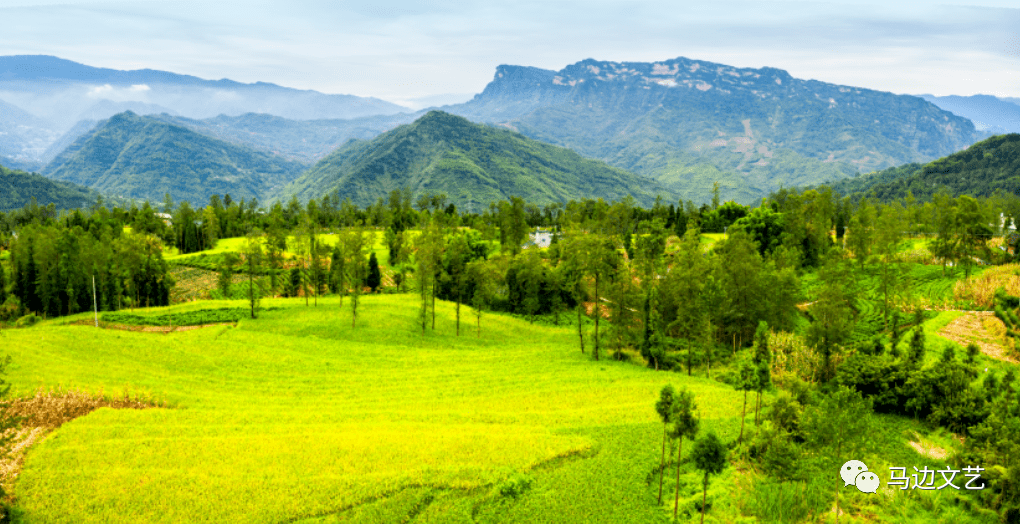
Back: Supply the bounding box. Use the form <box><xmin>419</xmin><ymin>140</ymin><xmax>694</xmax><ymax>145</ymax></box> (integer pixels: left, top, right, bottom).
<box><xmin>841</xmin><ymin>460</ymin><xmax>880</xmax><ymax>493</ymax></box>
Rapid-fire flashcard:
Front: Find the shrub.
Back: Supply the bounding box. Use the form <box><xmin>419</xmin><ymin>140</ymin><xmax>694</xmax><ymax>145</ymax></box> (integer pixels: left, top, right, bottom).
<box><xmin>15</xmin><ymin>313</ymin><xmax>38</xmax><ymax>328</ymax></box>
<box><xmin>496</xmin><ymin>473</ymin><xmax>533</xmax><ymax>499</ymax></box>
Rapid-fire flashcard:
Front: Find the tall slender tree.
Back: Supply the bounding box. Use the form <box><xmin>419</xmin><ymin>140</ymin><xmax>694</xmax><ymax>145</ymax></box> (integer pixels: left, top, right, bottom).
<box><xmin>670</xmin><ymin>388</ymin><xmax>700</xmax><ymax>520</ymax></box>
<box><xmin>655</xmin><ymin>385</ymin><xmax>675</xmax><ymax>504</ymax></box>
<box><xmin>692</xmin><ymin>431</ymin><xmax>728</xmax><ymax>524</ymax></box>
<box><xmin>243</xmin><ymin>229</ymin><xmax>265</xmax><ymax>319</ymax></box>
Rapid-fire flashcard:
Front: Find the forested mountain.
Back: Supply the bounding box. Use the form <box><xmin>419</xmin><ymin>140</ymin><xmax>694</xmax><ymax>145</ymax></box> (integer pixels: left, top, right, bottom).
<box><xmin>440</xmin><ymin>57</ymin><xmax>984</xmax><ymax>204</ymax></box>
<box><xmin>149</xmin><ymin>112</ymin><xmax>417</xmax><ymax>164</ymax></box>
<box><xmin>282</xmin><ymin>110</ymin><xmax>672</xmax><ymax>208</ymax></box>
<box><xmin>0</xmin><ymin>163</ymin><xmax>99</xmax><ymax>211</ymax></box>
<box><xmin>919</xmin><ymin>94</ymin><xmax>1020</xmax><ymax>134</ymax></box>
<box><xmin>43</xmin><ymin>111</ymin><xmax>308</xmax><ymax>205</ymax></box>
<box><xmin>825</xmin><ymin>133</ymin><xmax>1020</xmax><ymax>202</ymax></box>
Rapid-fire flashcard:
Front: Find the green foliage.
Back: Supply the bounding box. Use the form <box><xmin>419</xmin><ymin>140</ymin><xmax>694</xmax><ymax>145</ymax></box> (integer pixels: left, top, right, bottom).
<box><xmin>0</xmin><ymin>164</ymin><xmax>99</xmax><ymax>212</ymax></box>
<box><xmin>832</xmin><ymin>134</ymin><xmax>1020</xmax><ymax>203</ymax></box>
<box><xmin>366</xmin><ymin>252</ymin><xmax>381</xmax><ymax>293</ymax></box>
<box><xmin>44</xmin><ymin>111</ymin><xmax>307</xmax><ymax>205</ymax></box>
<box><xmin>282</xmin><ymin>111</ymin><xmax>671</xmax><ymax>209</ymax></box>
<box><xmin>101</xmin><ymin>307</ymin><xmax>256</xmax><ymax>326</ymax></box>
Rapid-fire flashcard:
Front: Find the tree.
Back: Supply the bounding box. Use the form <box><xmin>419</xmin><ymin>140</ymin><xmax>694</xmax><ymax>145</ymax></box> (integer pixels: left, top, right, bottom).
<box><xmin>218</xmin><ymin>252</ymin><xmax>239</xmax><ymax>299</ymax></box>
<box><xmin>873</xmin><ymin>203</ymin><xmax>909</xmax><ymax>329</ymax></box>
<box><xmin>653</xmin><ymin>385</ymin><xmax>676</xmax><ymax>504</ymax></box>
<box><xmin>907</xmin><ymin>309</ymin><xmax>926</xmax><ymax>367</ymax></box>
<box><xmin>928</xmin><ymin>191</ymin><xmax>958</xmax><ymax>275</ymax></box>
<box><xmin>752</xmin><ymin>321</ymin><xmax>771</xmax><ymax>426</ymax></box>
<box><xmin>806</xmin><ymin>251</ymin><xmax>857</xmax><ymax>380</ymax></box>
<box><xmin>668</xmin><ymin>229</ymin><xmax>711</xmax><ymax>375</ymax></box>
<box><xmin>846</xmin><ymin>198</ymin><xmax>876</xmax><ymax>268</ymax></box>
<box><xmin>635</xmin><ymin>219</ymin><xmax>666</xmax><ymax>361</ymax></box>
<box><xmin>344</xmin><ymin>229</ymin><xmax>368</xmax><ymax>328</ymax></box>
<box><xmin>0</xmin><ymin>258</ymin><xmax>6</xmax><ymax>305</ymax></box>
<box><xmin>670</xmin><ymin>388</ymin><xmax>700</xmax><ymax>520</ymax></box>
<box><xmin>955</xmin><ymin>195</ymin><xmax>993</xmax><ymax>278</ymax></box>
<box><xmin>736</xmin><ymin>353</ymin><xmax>758</xmax><ymax>444</ymax></box>
<box><xmin>691</xmin><ymin>431</ymin><xmax>728</xmax><ymax>524</ymax></box>
<box><xmin>801</xmin><ymin>386</ymin><xmax>873</xmax><ymax>524</ymax></box>
<box><xmin>243</xmin><ymin>230</ymin><xmax>265</xmax><ymax>319</ymax></box>
<box><xmin>366</xmin><ymin>252</ymin><xmax>381</xmax><ymax>293</ymax></box>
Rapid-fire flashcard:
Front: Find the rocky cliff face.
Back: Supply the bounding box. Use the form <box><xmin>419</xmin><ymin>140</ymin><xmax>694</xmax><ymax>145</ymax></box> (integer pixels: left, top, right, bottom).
<box><xmin>442</xmin><ymin>57</ymin><xmax>983</xmax><ymax>203</ymax></box>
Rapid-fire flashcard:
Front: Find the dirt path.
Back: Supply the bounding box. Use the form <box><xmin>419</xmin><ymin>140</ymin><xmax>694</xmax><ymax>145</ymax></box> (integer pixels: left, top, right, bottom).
<box><xmin>937</xmin><ymin>312</ymin><xmax>1017</xmax><ymax>363</ymax></box>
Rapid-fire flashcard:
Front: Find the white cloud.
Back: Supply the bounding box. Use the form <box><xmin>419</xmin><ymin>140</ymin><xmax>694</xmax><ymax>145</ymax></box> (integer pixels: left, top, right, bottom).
<box><xmin>85</xmin><ymin>83</ymin><xmax>152</xmax><ymax>102</ymax></box>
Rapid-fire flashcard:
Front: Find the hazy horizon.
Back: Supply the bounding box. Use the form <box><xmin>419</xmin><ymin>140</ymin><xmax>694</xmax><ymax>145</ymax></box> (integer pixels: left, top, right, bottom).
<box><xmin>0</xmin><ymin>0</ymin><xmax>1017</xmax><ymax>104</ymax></box>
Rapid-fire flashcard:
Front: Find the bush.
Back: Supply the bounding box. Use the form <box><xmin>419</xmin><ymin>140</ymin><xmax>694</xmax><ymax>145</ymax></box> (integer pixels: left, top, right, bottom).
<box><xmin>14</xmin><ymin>313</ymin><xmax>38</xmax><ymax>328</ymax></box>
<box><xmin>496</xmin><ymin>473</ymin><xmax>533</xmax><ymax>499</ymax></box>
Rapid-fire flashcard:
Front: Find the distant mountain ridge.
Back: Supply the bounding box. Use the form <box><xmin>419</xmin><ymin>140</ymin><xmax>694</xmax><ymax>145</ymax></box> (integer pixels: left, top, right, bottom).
<box><xmin>440</xmin><ymin>57</ymin><xmax>985</xmax><ymax>204</ymax></box>
<box><xmin>918</xmin><ymin>94</ymin><xmax>1020</xmax><ymax>134</ymax></box>
<box><xmin>0</xmin><ymin>55</ymin><xmax>410</xmax><ymax>163</ymax></box>
<box><xmin>43</xmin><ymin>111</ymin><xmax>308</xmax><ymax>205</ymax></box>
<box><xmin>282</xmin><ymin>111</ymin><xmax>672</xmax><ymax>208</ymax></box>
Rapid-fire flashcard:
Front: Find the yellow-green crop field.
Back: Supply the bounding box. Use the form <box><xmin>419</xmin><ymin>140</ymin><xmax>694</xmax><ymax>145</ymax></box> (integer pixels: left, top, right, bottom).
<box><xmin>2</xmin><ymin>294</ymin><xmax>982</xmax><ymax>523</ymax></box>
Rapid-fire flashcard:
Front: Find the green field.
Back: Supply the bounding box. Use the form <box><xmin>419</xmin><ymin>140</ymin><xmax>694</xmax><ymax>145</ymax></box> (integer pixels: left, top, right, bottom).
<box><xmin>1</xmin><ymin>292</ymin><xmax>989</xmax><ymax>523</ymax></box>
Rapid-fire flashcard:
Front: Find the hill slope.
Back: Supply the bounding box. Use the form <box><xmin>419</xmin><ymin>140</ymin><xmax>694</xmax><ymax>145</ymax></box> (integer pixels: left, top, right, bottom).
<box><xmin>826</xmin><ymin>133</ymin><xmax>1020</xmax><ymax>202</ymax></box>
<box><xmin>282</xmin><ymin>111</ymin><xmax>672</xmax><ymax>208</ymax></box>
<box><xmin>0</xmin><ymin>163</ymin><xmax>98</xmax><ymax>211</ymax></box>
<box><xmin>43</xmin><ymin>111</ymin><xmax>308</xmax><ymax>205</ymax></box>
<box><xmin>150</xmin><ymin>112</ymin><xmax>417</xmax><ymax>164</ymax></box>
<box><xmin>442</xmin><ymin>57</ymin><xmax>984</xmax><ymax>204</ymax></box>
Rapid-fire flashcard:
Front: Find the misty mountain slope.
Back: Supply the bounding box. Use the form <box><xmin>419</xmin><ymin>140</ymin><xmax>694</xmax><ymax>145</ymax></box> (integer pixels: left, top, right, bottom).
<box><xmin>0</xmin><ymin>55</ymin><xmax>407</xmax><ymax>131</ymax></box>
<box><xmin>282</xmin><ymin>111</ymin><xmax>672</xmax><ymax>208</ymax></box>
<box><xmin>43</xmin><ymin>111</ymin><xmax>308</xmax><ymax>205</ymax></box>
<box><xmin>918</xmin><ymin>94</ymin><xmax>1020</xmax><ymax>134</ymax></box>
<box><xmin>442</xmin><ymin>57</ymin><xmax>984</xmax><ymax>204</ymax></box>
<box><xmin>0</xmin><ymin>97</ymin><xmax>58</xmax><ymax>163</ymax></box>
<box><xmin>39</xmin><ymin>119</ymin><xmax>99</xmax><ymax>165</ymax></box>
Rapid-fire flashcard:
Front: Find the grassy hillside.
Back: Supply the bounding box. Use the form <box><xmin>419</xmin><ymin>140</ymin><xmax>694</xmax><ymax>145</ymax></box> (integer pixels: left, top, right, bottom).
<box><xmin>3</xmin><ymin>293</ymin><xmax>994</xmax><ymax>523</ymax></box>
<box><xmin>283</xmin><ymin>111</ymin><xmax>673</xmax><ymax>208</ymax></box>
<box><xmin>43</xmin><ymin>111</ymin><xmax>308</xmax><ymax>205</ymax></box>
<box><xmin>0</xmin><ymin>163</ymin><xmax>98</xmax><ymax>211</ymax></box>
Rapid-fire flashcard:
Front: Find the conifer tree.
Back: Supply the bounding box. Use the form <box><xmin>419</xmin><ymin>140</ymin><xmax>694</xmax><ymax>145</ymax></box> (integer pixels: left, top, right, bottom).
<box><xmin>366</xmin><ymin>252</ymin><xmax>381</xmax><ymax>293</ymax></box>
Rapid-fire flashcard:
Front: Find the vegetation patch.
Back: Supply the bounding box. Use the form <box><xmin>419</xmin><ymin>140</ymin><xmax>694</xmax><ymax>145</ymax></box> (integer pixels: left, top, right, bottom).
<box><xmin>100</xmin><ymin>307</ymin><xmax>257</xmax><ymax>327</ymax></box>
<box><xmin>954</xmin><ymin>263</ymin><xmax>1020</xmax><ymax>308</ymax></box>
<box><xmin>0</xmin><ymin>387</ymin><xmax>165</xmax><ymax>504</ymax></box>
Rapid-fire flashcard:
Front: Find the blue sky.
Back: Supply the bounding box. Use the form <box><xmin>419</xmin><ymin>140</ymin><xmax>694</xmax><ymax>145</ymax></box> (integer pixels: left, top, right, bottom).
<box><xmin>2</xmin><ymin>0</ymin><xmax>1018</xmax><ymax>104</ymax></box>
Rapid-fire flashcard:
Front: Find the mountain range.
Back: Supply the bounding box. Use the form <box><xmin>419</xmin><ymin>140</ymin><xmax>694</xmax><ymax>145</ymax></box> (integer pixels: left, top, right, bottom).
<box><xmin>0</xmin><ymin>55</ymin><xmax>409</xmax><ymax>165</ymax></box>
<box><xmin>282</xmin><ymin>111</ymin><xmax>671</xmax><ymax>208</ymax></box>
<box><xmin>42</xmin><ymin>111</ymin><xmax>308</xmax><ymax>205</ymax></box>
<box><xmin>918</xmin><ymin>94</ymin><xmax>1020</xmax><ymax>135</ymax></box>
<box><xmin>438</xmin><ymin>58</ymin><xmax>985</xmax><ymax>204</ymax></box>
<box><xmin>0</xmin><ymin>55</ymin><xmax>1012</xmax><ymax>210</ymax></box>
